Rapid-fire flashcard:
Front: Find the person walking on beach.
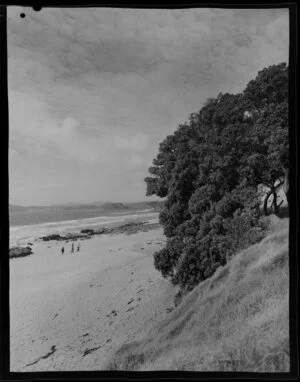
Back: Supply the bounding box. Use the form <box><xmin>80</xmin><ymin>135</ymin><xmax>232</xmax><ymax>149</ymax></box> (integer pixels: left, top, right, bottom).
<box><xmin>77</xmin><ymin>242</ymin><xmax>80</xmax><ymax>252</ymax></box>
<box><xmin>71</xmin><ymin>243</ymin><xmax>74</xmax><ymax>253</ymax></box>
<box><xmin>61</xmin><ymin>246</ymin><xmax>65</xmax><ymax>255</ymax></box>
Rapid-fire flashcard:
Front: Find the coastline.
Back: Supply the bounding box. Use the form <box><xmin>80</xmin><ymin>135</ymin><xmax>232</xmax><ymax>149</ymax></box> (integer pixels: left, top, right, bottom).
<box><xmin>9</xmin><ymin>218</ymin><xmax>177</xmax><ymax>371</ymax></box>
<box><xmin>9</xmin><ymin>210</ymin><xmax>159</xmax><ymax>247</ymax></box>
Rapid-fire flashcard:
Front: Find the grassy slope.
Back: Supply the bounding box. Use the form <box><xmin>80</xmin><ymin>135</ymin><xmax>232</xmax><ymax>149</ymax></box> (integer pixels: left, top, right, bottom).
<box><xmin>106</xmin><ymin>216</ymin><xmax>289</xmax><ymax>372</ymax></box>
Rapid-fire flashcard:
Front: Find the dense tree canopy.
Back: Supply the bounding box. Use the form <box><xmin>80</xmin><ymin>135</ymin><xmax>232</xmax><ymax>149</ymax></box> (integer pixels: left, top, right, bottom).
<box><xmin>145</xmin><ymin>63</ymin><xmax>289</xmax><ymax>292</ymax></box>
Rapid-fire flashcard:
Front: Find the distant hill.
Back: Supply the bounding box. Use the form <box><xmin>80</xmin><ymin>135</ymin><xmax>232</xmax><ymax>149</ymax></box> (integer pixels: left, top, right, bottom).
<box><xmin>9</xmin><ymin>205</ymin><xmax>29</xmax><ymax>212</ymax></box>
<box><xmin>9</xmin><ymin>201</ymin><xmax>163</xmax><ymax>226</ymax></box>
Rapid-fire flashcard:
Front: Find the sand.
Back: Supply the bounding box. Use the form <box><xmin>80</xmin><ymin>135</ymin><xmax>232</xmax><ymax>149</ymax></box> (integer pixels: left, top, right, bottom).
<box><xmin>9</xmin><ymin>228</ymin><xmax>178</xmax><ymax>371</ymax></box>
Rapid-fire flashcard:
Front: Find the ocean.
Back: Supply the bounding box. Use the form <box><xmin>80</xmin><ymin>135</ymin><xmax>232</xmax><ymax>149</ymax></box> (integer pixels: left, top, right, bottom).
<box><xmin>9</xmin><ymin>210</ymin><xmax>159</xmax><ymax>247</ymax></box>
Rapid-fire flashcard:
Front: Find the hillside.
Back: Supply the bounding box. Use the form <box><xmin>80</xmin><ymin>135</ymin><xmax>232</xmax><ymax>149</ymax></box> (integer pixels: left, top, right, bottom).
<box><xmin>106</xmin><ymin>216</ymin><xmax>289</xmax><ymax>372</ymax></box>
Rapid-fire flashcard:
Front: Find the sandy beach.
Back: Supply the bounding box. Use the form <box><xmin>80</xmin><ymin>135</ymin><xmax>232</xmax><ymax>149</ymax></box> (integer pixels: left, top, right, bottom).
<box><xmin>9</xmin><ymin>224</ymin><xmax>178</xmax><ymax>371</ymax></box>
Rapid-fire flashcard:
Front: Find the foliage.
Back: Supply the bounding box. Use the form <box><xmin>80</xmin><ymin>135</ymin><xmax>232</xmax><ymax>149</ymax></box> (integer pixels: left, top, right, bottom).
<box><xmin>145</xmin><ymin>63</ymin><xmax>289</xmax><ymax>292</ymax></box>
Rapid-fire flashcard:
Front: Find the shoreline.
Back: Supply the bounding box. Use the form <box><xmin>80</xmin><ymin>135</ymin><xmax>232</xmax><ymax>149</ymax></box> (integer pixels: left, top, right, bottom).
<box><xmin>9</xmin><ymin>224</ymin><xmax>177</xmax><ymax>371</ymax></box>
<box><xmin>9</xmin><ymin>211</ymin><xmax>160</xmax><ymax>248</ymax></box>
<box><xmin>10</xmin><ymin>209</ymin><xmax>158</xmax><ymax>229</ymax></box>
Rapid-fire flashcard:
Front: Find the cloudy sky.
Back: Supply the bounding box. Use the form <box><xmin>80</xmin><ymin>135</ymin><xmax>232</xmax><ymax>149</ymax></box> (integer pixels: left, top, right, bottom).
<box><xmin>7</xmin><ymin>6</ymin><xmax>289</xmax><ymax>206</ymax></box>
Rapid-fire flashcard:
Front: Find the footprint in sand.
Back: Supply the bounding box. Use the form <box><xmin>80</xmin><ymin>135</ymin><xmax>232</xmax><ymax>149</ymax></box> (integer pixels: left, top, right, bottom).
<box><xmin>80</xmin><ymin>333</ymin><xmax>91</xmax><ymax>344</ymax></box>
<box><xmin>82</xmin><ymin>345</ymin><xmax>101</xmax><ymax>357</ymax></box>
<box><xmin>82</xmin><ymin>339</ymin><xmax>112</xmax><ymax>357</ymax></box>
<box><xmin>26</xmin><ymin>345</ymin><xmax>57</xmax><ymax>367</ymax></box>
<box><xmin>106</xmin><ymin>310</ymin><xmax>118</xmax><ymax>318</ymax></box>
<box><xmin>41</xmin><ymin>336</ymin><xmax>48</xmax><ymax>343</ymax></box>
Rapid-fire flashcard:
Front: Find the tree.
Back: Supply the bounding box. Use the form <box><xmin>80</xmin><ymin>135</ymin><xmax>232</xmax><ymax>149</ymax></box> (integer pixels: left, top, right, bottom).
<box><xmin>242</xmin><ymin>62</ymin><xmax>289</xmax><ymax>205</ymax></box>
<box><xmin>145</xmin><ymin>63</ymin><xmax>289</xmax><ymax>292</ymax></box>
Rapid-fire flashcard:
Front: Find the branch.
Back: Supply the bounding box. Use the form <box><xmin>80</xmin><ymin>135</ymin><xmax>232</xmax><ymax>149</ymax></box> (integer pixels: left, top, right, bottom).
<box><xmin>274</xmin><ymin>180</ymin><xmax>284</xmax><ymax>189</ymax></box>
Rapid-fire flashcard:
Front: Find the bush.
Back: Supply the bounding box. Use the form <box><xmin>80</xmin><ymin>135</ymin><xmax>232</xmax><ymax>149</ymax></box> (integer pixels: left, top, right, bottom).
<box><xmin>223</xmin><ymin>208</ymin><xmax>266</xmax><ymax>252</ymax></box>
<box><xmin>154</xmin><ymin>236</ymin><xmax>185</xmax><ymax>278</ymax></box>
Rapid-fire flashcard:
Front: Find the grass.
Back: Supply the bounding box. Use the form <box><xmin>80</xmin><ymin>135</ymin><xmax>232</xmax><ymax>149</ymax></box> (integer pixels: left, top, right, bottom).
<box><xmin>105</xmin><ymin>215</ymin><xmax>289</xmax><ymax>372</ymax></box>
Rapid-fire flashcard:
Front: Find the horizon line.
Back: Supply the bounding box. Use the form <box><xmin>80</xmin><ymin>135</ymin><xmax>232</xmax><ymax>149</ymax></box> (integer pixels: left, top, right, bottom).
<box><xmin>9</xmin><ymin>199</ymin><xmax>163</xmax><ymax>208</ymax></box>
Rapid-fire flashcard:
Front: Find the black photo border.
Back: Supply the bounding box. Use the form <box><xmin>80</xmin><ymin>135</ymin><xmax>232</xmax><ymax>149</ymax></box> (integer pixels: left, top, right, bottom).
<box><xmin>0</xmin><ymin>0</ymin><xmax>298</xmax><ymax>380</ymax></box>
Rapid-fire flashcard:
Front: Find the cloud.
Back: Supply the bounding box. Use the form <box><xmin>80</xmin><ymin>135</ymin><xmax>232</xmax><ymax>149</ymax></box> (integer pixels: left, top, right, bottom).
<box><xmin>115</xmin><ymin>133</ymin><xmax>149</xmax><ymax>151</ymax></box>
<box><xmin>61</xmin><ymin>116</ymin><xmax>80</xmax><ymax>133</ymax></box>
<box><xmin>7</xmin><ymin>7</ymin><xmax>289</xmax><ymax>205</ymax></box>
<box><xmin>128</xmin><ymin>153</ymin><xmax>145</xmax><ymax>168</ymax></box>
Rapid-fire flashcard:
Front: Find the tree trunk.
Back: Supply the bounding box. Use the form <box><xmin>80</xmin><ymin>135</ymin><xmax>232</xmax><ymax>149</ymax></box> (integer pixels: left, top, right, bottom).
<box><xmin>283</xmin><ymin>168</ymin><xmax>289</xmax><ymax>205</ymax></box>
<box><xmin>263</xmin><ymin>189</ymin><xmax>274</xmax><ymax>216</ymax></box>
<box><xmin>263</xmin><ymin>180</ymin><xmax>285</xmax><ymax>216</ymax></box>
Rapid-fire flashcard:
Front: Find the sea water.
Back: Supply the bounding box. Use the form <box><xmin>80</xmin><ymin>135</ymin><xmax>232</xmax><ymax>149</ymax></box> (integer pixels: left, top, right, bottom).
<box><xmin>9</xmin><ymin>211</ymin><xmax>159</xmax><ymax>247</ymax></box>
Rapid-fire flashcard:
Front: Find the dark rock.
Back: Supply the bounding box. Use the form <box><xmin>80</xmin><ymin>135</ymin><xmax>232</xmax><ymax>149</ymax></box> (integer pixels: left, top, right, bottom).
<box><xmin>94</xmin><ymin>228</ymin><xmax>107</xmax><ymax>235</ymax></box>
<box><xmin>40</xmin><ymin>234</ymin><xmax>63</xmax><ymax>241</ymax></box>
<box><xmin>80</xmin><ymin>228</ymin><xmax>95</xmax><ymax>235</ymax></box>
<box><xmin>64</xmin><ymin>233</ymin><xmax>84</xmax><ymax>240</ymax></box>
<box><xmin>10</xmin><ymin>246</ymin><xmax>33</xmax><ymax>259</ymax></box>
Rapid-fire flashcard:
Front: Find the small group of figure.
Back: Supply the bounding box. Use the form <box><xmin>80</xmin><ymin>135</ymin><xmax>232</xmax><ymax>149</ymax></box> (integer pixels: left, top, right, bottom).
<box><xmin>61</xmin><ymin>241</ymin><xmax>80</xmax><ymax>255</ymax></box>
